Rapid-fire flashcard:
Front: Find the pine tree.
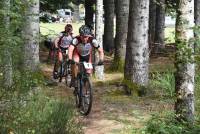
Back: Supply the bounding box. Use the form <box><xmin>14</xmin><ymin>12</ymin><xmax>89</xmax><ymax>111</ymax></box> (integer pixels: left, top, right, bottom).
<box><xmin>175</xmin><ymin>0</ymin><xmax>195</xmax><ymax>123</ymax></box>
<box><xmin>124</xmin><ymin>0</ymin><xmax>150</xmax><ymax>87</ymax></box>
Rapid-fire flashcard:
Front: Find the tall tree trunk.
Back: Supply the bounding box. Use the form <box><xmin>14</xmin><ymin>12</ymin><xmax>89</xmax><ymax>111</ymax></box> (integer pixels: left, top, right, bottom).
<box><xmin>154</xmin><ymin>0</ymin><xmax>165</xmax><ymax>52</ymax></box>
<box><xmin>73</xmin><ymin>2</ymin><xmax>80</xmax><ymax>22</ymax></box>
<box><xmin>95</xmin><ymin>0</ymin><xmax>104</xmax><ymax>80</ymax></box>
<box><xmin>149</xmin><ymin>0</ymin><xmax>157</xmax><ymax>48</ymax></box>
<box><xmin>2</xmin><ymin>0</ymin><xmax>13</xmax><ymax>88</ymax></box>
<box><xmin>85</xmin><ymin>0</ymin><xmax>95</xmax><ymax>26</ymax></box>
<box><xmin>175</xmin><ymin>0</ymin><xmax>195</xmax><ymax>123</ymax></box>
<box><xmin>195</xmin><ymin>0</ymin><xmax>200</xmax><ymax>25</ymax></box>
<box><xmin>23</xmin><ymin>0</ymin><xmax>40</xmax><ymax>71</ymax></box>
<box><xmin>194</xmin><ymin>0</ymin><xmax>200</xmax><ymax>52</ymax></box>
<box><xmin>124</xmin><ymin>0</ymin><xmax>149</xmax><ymax>86</ymax></box>
<box><xmin>113</xmin><ymin>0</ymin><xmax>129</xmax><ymax>71</ymax></box>
<box><xmin>103</xmin><ymin>0</ymin><xmax>115</xmax><ymax>52</ymax></box>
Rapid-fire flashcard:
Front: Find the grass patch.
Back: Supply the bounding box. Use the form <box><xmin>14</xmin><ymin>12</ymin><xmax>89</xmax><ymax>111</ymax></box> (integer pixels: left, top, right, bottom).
<box><xmin>40</xmin><ymin>22</ymin><xmax>84</xmax><ymax>37</ymax></box>
<box><xmin>165</xmin><ymin>27</ymin><xmax>175</xmax><ymax>43</ymax></box>
<box><xmin>150</xmin><ymin>71</ymin><xmax>175</xmax><ymax>98</ymax></box>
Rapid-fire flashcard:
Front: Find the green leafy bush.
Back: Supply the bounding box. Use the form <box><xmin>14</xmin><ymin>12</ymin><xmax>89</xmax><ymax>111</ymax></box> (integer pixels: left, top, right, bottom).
<box><xmin>0</xmin><ymin>90</ymin><xmax>82</xmax><ymax>134</ymax></box>
<box><xmin>142</xmin><ymin>112</ymin><xmax>200</xmax><ymax>134</ymax></box>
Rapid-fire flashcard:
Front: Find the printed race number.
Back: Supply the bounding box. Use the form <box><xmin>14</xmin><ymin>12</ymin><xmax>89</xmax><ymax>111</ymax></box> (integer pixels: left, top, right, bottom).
<box><xmin>83</xmin><ymin>62</ymin><xmax>93</xmax><ymax>69</ymax></box>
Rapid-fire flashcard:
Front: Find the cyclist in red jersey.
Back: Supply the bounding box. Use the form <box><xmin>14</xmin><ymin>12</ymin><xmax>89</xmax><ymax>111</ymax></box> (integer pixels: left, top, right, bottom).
<box><xmin>68</xmin><ymin>25</ymin><xmax>104</xmax><ymax>86</ymax></box>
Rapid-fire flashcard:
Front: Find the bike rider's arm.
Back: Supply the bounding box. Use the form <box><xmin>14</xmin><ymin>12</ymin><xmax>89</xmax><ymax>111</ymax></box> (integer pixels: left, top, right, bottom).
<box><xmin>68</xmin><ymin>38</ymin><xmax>78</xmax><ymax>60</ymax></box>
<box><xmin>54</xmin><ymin>37</ymin><xmax>60</xmax><ymax>48</ymax></box>
<box><xmin>54</xmin><ymin>32</ymin><xmax>64</xmax><ymax>49</ymax></box>
<box><xmin>92</xmin><ymin>39</ymin><xmax>104</xmax><ymax>62</ymax></box>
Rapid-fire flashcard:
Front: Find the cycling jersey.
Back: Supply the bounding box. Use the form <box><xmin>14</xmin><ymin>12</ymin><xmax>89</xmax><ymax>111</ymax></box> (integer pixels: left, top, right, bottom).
<box><xmin>60</xmin><ymin>35</ymin><xmax>73</xmax><ymax>48</ymax></box>
<box><xmin>71</xmin><ymin>36</ymin><xmax>99</xmax><ymax>57</ymax></box>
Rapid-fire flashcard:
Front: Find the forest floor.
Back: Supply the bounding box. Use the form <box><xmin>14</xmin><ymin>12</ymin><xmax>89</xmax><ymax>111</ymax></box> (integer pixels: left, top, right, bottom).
<box><xmin>40</xmin><ymin>49</ymin><xmax>174</xmax><ymax>134</ymax></box>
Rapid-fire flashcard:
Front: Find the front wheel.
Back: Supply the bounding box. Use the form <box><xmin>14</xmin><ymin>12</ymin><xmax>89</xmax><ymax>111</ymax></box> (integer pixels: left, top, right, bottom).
<box><xmin>74</xmin><ymin>78</ymin><xmax>81</xmax><ymax>108</ymax></box>
<box><xmin>80</xmin><ymin>77</ymin><xmax>93</xmax><ymax>116</ymax></box>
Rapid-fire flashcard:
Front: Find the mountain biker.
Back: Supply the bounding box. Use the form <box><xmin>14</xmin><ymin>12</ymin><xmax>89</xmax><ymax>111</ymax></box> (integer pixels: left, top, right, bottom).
<box><xmin>68</xmin><ymin>25</ymin><xmax>104</xmax><ymax>86</ymax></box>
<box><xmin>53</xmin><ymin>24</ymin><xmax>73</xmax><ymax>78</ymax></box>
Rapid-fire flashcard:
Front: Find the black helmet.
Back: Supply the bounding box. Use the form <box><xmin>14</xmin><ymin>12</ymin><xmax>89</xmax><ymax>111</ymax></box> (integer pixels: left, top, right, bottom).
<box><xmin>79</xmin><ymin>25</ymin><xmax>91</xmax><ymax>36</ymax></box>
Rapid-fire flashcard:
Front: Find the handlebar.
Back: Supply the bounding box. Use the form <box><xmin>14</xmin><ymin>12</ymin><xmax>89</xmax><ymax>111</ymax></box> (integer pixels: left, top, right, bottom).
<box><xmin>72</xmin><ymin>61</ymin><xmax>104</xmax><ymax>66</ymax></box>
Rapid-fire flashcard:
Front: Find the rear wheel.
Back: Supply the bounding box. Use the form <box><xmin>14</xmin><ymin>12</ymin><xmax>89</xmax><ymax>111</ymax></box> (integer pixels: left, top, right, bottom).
<box><xmin>58</xmin><ymin>62</ymin><xmax>64</xmax><ymax>82</ymax></box>
<box><xmin>65</xmin><ymin>64</ymin><xmax>72</xmax><ymax>87</ymax></box>
<box><xmin>53</xmin><ymin>60</ymin><xmax>59</xmax><ymax>79</ymax></box>
<box><xmin>80</xmin><ymin>77</ymin><xmax>93</xmax><ymax>116</ymax></box>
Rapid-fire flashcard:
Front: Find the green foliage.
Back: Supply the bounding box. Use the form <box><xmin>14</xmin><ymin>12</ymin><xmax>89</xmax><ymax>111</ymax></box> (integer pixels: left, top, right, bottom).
<box><xmin>150</xmin><ymin>71</ymin><xmax>175</xmax><ymax>97</ymax></box>
<box><xmin>122</xmin><ymin>79</ymin><xmax>148</xmax><ymax>96</ymax></box>
<box><xmin>40</xmin><ymin>0</ymin><xmax>84</xmax><ymax>13</ymax></box>
<box><xmin>109</xmin><ymin>58</ymin><xmax>124</xmax><ymax>72</ymax></box>
<box><xmin>141</xmin><ymin>112</ymin><xmax>200</xmax><ymax>134</ymax></box>
<box><xmin>0</xmin><ymin>90</ymin><xmax>82</xmax><ymax>134</ymax></box>
<box><xmin>13</xmin><ymin>70</ymin><xmax>45</xmax><ymax>92</ymax></box>
<box><xmin>195</xmin><ymin>73</ymin><xmax>200</xmax><ymax>115</ymax></box>
<box><xmin>165</xmin><ymin>0</ymin><xmax>176</xmax><ymax>17</ymax></box>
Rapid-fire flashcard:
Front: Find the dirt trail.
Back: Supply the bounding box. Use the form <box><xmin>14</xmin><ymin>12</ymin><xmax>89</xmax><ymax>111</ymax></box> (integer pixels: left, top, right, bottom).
<box><xmin>41</xmin><ymin>51</ymin><xmax>173</xmax><ymax>134</ymax></box>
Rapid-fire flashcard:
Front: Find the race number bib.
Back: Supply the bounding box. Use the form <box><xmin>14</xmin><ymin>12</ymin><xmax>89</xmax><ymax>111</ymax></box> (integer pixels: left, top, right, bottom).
<box><xmin>83</xmin><ymin>62</ymin><xmax>93</xmax><ymax>69</ymax></box>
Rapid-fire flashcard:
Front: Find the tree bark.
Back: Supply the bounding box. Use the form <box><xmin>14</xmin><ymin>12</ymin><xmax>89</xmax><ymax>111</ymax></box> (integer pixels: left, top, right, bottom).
<box><xmin>103</xmin><ymin>0</ymin><xmax>115</xmax><ymax>52</ymax></box>
<box><xmin>2</xmin><ymin>0</ymin><xmax>13</xmax><ymax>89</ymax></box>
<box><xmin>194</xmin><ymin>0</ymin><xmax>200</xmax><ymax>51</ymax></box>
<box><xmin>124</xmin><ymin>0</ymin><xmax>149</xmax><ymax>86</ymax></box>
<box><xmin>23</xmin><ymin>0</ymin><xmax>40</xmax><ymax>71</ymax></box>
<box><xmin>85</xmin><ymin>0</ymin><xmax>95</xmax><ymax>26</ymax></box>
<box><xmin>95</xmin><ymin>0</ymin><xmax>104</xmax><ymax>80</ymax></box>
<box><xmin>73</xmin><ymin>2</ymin><xmax>80</xmax><ymax>22</ymax></box>
<box><xmin>154</xmin><ymin>0</ymin><xmax>165</xmax><ymax>52</ymax></box>
<box><xmin>149</xmin><ymin>0</ymin><xmax>157</xmax><ymax>48</ymax></box>
<box><xmin>194</xmin><ymin>0</ymin><xmax>200</xmax><ymax>25</ymax></box>
<box><xmin>175</xmin><ymin>0</ymin><xmax>195</xmax><ymax>123</ymax></box>
<box><xmin>113</xmin><ymin>0</ymin><xmax>129</xmax><ymax>71</ymax></box>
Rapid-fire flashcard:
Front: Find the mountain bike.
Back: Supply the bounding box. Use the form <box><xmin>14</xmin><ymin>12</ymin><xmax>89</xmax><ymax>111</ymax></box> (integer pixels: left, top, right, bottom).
<box><xmin>53</xmin><ymin>49</ymin><xmax>71</xmax><ymax>86</ymax></box>
<box><xmin>73</xmin><ymin>62</ymin><xmax>95</xmax><ymax>116</ymax></box>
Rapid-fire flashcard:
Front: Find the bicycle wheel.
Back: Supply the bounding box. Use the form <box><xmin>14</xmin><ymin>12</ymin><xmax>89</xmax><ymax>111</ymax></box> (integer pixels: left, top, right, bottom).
<box><xmin>58</xmin><ymin>61</ymin><xmax>64</xmax><ymax>82</ymax></box>
<box><xmin>65</xmin><ymin>64</ymin><xmax>72</xmax><ymax>87</ymax></box>
<box><xmin>80</xmin><ymin>77</ymin><xmax>93</xmax><ymax>116</ymax></box>
<box><xmin>74</xmin><ymin>78</ymin><xmax>81</xmax><ymax>108</ymax></box>
<box><xmin>53</xmin><ymin>60</ymin><xmax>58</xmax><ymax>79</ymax></box>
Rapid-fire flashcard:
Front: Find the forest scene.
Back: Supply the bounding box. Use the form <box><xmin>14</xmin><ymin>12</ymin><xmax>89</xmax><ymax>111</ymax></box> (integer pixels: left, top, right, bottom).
<box><xmin>1</xmin><ymin>0</ymin><xmax>200</xmax><ymax>133</ymax></box>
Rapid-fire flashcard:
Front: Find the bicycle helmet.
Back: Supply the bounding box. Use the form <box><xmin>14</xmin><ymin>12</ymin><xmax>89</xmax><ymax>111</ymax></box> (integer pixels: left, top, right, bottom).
<box><xmin>79</xmin><ymin>25</ymin><xmax>91</xmax><ymax>36</ymax></box>
<box><xmin>65</xmin><ymin>24</ymin><xmax>73</xmax><ymax>33</ymax></box>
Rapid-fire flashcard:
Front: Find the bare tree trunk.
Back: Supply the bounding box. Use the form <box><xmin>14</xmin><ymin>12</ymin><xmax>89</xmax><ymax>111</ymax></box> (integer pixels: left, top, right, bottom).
<box><xmin>73</xmin><ymin>2</ymin><xmax>80</xmax><ymax>22</ymax></box>
<box><xmin>124</xmin><ymin>0</ymin><xmax>149</xmax><ymax>86</ymax></box>
<box><xmin>175</xmin><ymin>0</ymin><xmax>195</xmax><ymax>123</ymax></box>
<box><xmin>113</xmin><ymin>0</ymin><xmax>129</xmax><ymax>71</ymax></box>
<box><xmin>154</xmin><ymin>0</ymin><xmax>165</xmax><ymax>52</ymax></box>
<box><xmin>194</xmin><ymin>0</ymin><xmax>200</xmax><ymax>52</ymax></box>
<box><xmin>23</xmin><ymin>0</ymin><xmax>40</xmax><ymax>71</ymax></box>
<box><xmin>194</xmin><ymin>0</ymin><xmax>200</xmax><ymax>25</ymax></box>
<box><xmin>149</xmin><ymin>0</ymin><xmax>157</xmax><ymax>49</ymax></box>
<box><xmin>103</xmin><ymin>0</ymin><xmax>115</xmax><ymax>52</ymax></box>
<box><xmin>85</xmin><ymin>0</ymin><xmax>95</xmax><ymax>26</ymax></box>
<box><xmin>2</xmin><ymin>0</ymin><xmax>13</xmax><ymax>88</ymax></box>
<box><xmin>95</xmin><ymin>0</ymin><xmax>104</xmax><ymax>80</ymax></box>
